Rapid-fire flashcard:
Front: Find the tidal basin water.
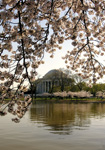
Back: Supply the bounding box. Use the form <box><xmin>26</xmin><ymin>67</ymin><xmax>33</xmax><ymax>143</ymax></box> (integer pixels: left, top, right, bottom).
<box><xmin>1</xmin><ymin>101</ymin><xmax>105</xmax><ymax>150</ymax></box>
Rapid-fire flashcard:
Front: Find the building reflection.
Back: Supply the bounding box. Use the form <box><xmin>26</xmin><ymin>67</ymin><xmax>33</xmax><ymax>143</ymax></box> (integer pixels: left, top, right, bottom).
<box><xmin>29</xmin><ymin>102</ymin><xmax>105</xmax><ymax>134</ymax></box>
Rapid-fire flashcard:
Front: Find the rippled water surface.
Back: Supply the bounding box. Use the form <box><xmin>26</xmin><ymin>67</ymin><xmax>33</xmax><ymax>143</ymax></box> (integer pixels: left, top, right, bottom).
<box><xmin>1</xmin><ymin>101</ymin><xmax>105</xmax><ymax>150</ymax></box>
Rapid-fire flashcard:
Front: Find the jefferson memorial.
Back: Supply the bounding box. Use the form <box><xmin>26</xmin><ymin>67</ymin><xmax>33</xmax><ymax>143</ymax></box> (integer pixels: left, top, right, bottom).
<box><xmin>36</xmin><ymin>69</ymin><xmax>62</xmax><ymax>94</ymax></box>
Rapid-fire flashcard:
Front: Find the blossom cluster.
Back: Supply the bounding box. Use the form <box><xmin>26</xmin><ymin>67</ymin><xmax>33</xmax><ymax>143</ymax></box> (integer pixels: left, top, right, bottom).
<box><xmin>0</xmin><ymin>95</ymin><xmax>32</xmax><ymax>123</ymax></box>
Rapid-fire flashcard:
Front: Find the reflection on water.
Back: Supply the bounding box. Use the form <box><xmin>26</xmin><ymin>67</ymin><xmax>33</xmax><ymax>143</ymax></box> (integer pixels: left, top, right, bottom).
<box><xmin>29</xmin><ymin>102</ymin><xmax>105</xmax><ymax>134</ymax></box>
<box><xmin>1</xmin><ymin>102</ymin><xmax>105</xmax><ymax>150</ymax></box>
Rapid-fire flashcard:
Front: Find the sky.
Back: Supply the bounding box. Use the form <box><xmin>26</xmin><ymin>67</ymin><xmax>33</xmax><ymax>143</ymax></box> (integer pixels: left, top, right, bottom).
<box><xmin>36</xmin><ymin>40</ymin><xmax>73</xmax><ymax>77</ymax></box>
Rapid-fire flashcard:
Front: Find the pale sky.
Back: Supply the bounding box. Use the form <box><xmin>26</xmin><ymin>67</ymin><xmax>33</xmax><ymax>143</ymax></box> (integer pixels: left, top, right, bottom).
<box><xmin>37</xmin><ymin>40</ymin><xmax>73</xmax><ymax>77</ymax></box>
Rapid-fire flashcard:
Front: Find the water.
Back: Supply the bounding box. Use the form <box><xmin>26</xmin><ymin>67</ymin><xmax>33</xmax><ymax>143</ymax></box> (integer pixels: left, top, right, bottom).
<box><xmin>0</xmin><ymin>101</ymin><xmax>105</xmax><ymax>150</ymax></box>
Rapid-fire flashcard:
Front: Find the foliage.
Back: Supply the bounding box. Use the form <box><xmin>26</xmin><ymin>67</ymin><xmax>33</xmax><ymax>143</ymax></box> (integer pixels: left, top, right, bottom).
<box><xmin>90</xmin><ymin>84</ymin><xmax>105</xmax><ymax>96</ymax></box>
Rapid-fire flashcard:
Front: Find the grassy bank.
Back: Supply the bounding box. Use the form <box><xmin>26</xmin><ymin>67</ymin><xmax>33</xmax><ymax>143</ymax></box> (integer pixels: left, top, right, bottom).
<box><xmin>32</xmin><ymin>97</ymin><xmax>105</xmax><ymax>103</ymax></box>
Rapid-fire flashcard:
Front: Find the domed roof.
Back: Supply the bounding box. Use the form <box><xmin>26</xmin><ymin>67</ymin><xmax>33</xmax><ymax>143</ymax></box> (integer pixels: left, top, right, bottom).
<box><xmin>43</xmin><ymin>69</ymin><xmax>61</xmax><ymax>79</ymax></box>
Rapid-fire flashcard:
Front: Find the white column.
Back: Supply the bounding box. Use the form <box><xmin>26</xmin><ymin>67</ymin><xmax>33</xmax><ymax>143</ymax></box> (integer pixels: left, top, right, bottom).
<box><xmin>48</xmin><ymin>81</ymin><xmax>49</xmax><ymax>92</ymax></box>
<box><xmin>41</xmin><ymin>82</ymin><xmax>43</xmax><ymax>93</ymax></box>
<box><xmin>45</xmin><ymin>81</ymin><xmax>46</xmax><ymax>92</ymax></box>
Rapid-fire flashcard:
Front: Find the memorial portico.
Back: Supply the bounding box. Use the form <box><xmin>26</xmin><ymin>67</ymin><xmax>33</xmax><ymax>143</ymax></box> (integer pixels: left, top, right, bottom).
<box><xmin>42</xmin><ymin>80</ymin><xmax>52</xmax><ymax>93</ymax></box>
<box><xmin>36</xmin><ymin>69</ymin><xmax>62</xmax><ymax>94</ymax></box>
<box><xmin>37</xmin><ymin>80</ymin><xmax>52</xmax><ymax>93</ymax></box>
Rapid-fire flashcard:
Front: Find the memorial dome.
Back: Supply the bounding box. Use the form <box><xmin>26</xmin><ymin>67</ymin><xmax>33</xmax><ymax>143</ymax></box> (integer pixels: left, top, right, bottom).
<box><xmin>43</xmin><ymin>69</ymin><xmax>61</xmax><ymax>79</ymax></box>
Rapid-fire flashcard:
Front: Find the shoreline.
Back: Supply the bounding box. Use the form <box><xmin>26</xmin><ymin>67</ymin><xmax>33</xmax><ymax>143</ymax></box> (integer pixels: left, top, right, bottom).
<box><xmin>33</xmin><ymin>98</ymin><xmax>105</xmax><ymax>103</ymax></box>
